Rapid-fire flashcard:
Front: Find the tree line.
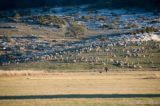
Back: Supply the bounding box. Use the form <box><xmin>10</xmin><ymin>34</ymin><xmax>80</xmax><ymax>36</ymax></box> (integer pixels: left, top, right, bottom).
<box><xmin>0</xmin><ymin>0</ymin><xmax>159</xmax><ymax>11</ymax></box>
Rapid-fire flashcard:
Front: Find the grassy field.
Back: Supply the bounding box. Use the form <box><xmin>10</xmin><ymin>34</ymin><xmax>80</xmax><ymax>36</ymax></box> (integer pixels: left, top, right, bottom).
<box><xmin>0</xmin><ymin>71</ymin><xmax>160</xmax><ymax>106</ymax></box>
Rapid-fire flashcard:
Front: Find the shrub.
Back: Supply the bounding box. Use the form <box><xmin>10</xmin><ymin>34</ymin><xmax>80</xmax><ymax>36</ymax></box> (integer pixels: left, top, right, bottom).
<box><xmin>65</xmin><ymin>22</ymin><xmax>85</xmax><ymax>38</ymax></box>
<box><xmin>65</xmin><ymin>21</ymin><xmax>85</xmax><ymax>38</ymax></box>
<box><xmin>32</xmin><ymin>15</ymin><xmax>65</xmax><ymax>27</ymax></box>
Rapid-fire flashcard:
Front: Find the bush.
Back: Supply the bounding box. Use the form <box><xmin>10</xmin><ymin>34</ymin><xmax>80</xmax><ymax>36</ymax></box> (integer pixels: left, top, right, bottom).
<box><xmin>65</xmin><ymin>21</ymin><xmax>85</xmax><ymax>38</ymax></box>
<box><xmin>134</xmin><ymin>27</ymin><xmax>158</xmax><ymax>34</ymax></box>
<box><xmin>12</xmin><ymin>11</ymin><xmax>21</xmax><ymax>18</ymax></box>
<box><xmin>1</xmin><ymin>35</ymin><xmax>11</xmax><ymax>42</ymax></box>
<box><xmin>32</xmin><ymin>15</ymin><xmax>65</xmax><ymax>27</ymax></box>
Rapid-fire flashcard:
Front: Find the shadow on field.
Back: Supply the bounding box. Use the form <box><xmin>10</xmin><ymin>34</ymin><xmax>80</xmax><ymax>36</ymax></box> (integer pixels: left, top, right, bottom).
<box><xmin>0</xmin><ymin>94</ymin><xmax>160</xmax><ymax>100</ymax></box>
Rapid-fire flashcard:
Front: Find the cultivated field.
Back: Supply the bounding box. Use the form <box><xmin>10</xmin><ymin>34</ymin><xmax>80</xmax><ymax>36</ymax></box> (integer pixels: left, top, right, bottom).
<box><xmin>0</xmin><ymin>70</ymin><xmax>160</xmax><ymax>106</ymax></box>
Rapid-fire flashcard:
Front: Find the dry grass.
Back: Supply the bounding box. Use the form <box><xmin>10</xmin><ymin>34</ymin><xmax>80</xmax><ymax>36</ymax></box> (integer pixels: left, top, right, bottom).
<box><xmin>0</xmin><ymin>71</ymin><xmax>160</xmax><ymax>95</ymax></box>
<box><xmin>0</xmin><ymin>71</ymin><xmax>160</xmax><ymax>105</ymax></box>
<box><xmin>0</xmin><ymin>98</ymin><xmax>160</xmax><ymax>106</ymax></box>
<box><xmin>0</xmin><ymin>70</ymin><xmax>45</xmax><ymax>77</ymax></box>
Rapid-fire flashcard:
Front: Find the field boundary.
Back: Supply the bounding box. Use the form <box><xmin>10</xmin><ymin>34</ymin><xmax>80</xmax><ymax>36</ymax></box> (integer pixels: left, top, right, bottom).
<box><xmin>0</xmin><ymin>94</ymin><xmax>160</xmax><ymax>100</ymax></box>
